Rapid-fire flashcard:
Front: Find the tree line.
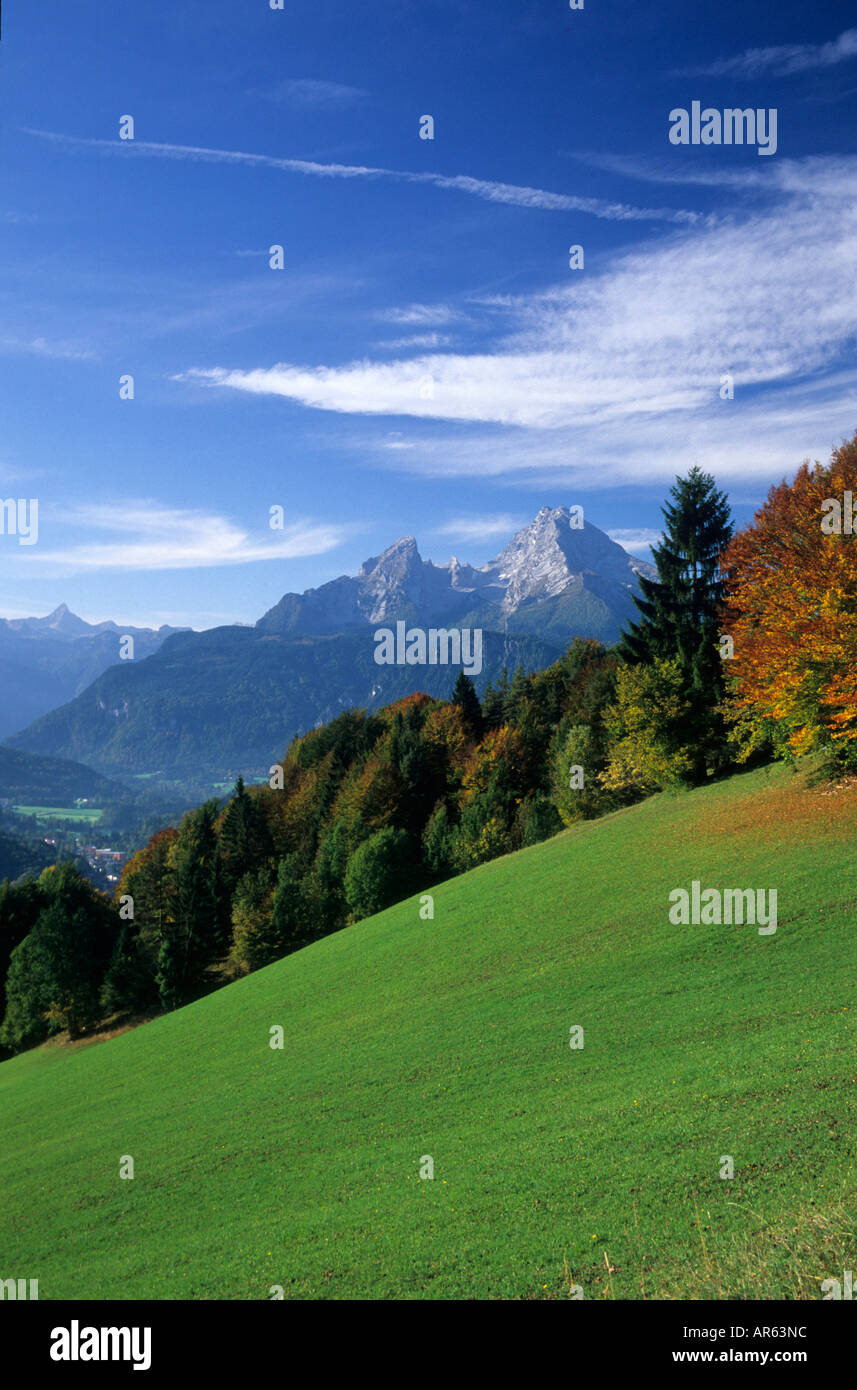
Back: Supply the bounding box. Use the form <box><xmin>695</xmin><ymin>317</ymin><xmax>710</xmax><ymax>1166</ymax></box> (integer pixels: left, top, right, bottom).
<box><xmin>3</xmin><ymin>434</ymin><xmax>857</xmax><ymax>1053</ymax></box>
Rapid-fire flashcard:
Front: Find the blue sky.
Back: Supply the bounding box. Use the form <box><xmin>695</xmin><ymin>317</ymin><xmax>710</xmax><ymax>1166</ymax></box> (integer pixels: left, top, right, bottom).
<box><xmin>2</xmin><ymin>0</ymin><xmax>857</xmax><ymax>628</ymax></box>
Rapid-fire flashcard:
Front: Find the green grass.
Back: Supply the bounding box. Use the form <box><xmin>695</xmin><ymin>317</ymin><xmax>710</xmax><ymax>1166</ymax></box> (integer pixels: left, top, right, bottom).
<box><xmin>1</xmin><ymin>762</ymin><xmax>855</xmax><ymax>1300</ymax></box>
<box><xmin>12</xmin><ymin>805</ymin><xmax>104</xmax><ymax>825</ymax></box>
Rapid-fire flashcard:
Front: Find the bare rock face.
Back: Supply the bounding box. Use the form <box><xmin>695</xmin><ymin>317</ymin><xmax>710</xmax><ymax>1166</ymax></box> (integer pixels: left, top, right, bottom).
<box><xmin>258</xmin><ymin>506</ymin><xmax>654</xmax><ymax>643</ymax></box>
<box><xmin>7</xmin><ymin>510</ymin><xmax>656</xmax><ymax>776</ymax></box>
<box><xmin>482</xmin><ymin>506</ymin><xmax>654</xmax><ymax>613</ymax></box>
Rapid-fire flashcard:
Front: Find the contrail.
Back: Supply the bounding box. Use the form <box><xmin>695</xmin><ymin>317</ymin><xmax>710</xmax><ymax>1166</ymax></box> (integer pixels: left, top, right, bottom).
<box><xmin>23</xmin><ymin>128</ymin><xmax>699</xmax><ymax>225</ymax></box>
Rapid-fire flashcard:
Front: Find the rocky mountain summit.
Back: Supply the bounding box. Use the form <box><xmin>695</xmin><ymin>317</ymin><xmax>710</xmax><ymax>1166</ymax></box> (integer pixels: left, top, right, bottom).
<box><xmin>5</xmin><ymin>509</ymin><xmax>654</xmax><ymax>777</ymax></box>
<box><xmin>258</xmin><ymin>507</ymin><xmax>653</xmax><ymax>644</ymax></box>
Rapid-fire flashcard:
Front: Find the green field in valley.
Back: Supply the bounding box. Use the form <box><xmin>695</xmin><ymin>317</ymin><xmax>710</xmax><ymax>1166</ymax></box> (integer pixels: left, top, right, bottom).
<box><xmin>12</xmin><ymin>805</ymin><xmax>104</xmax><ymax>825</ymax></box>
<box><xmin>1</xmin><ymin>761</ymin><xmax>855</xmax><ymax>1300</ymax></box>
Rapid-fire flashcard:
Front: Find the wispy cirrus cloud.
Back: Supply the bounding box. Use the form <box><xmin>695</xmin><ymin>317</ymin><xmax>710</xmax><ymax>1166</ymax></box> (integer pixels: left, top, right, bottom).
<box><xmin>177</xmin><ymin>157</ymin><xmax>857</xmax><ymax>487</ymax></box>
<box><xmin>379</xmin><ymin>304</ymin><xmax>465</xmax><ymax>326</ymax></box>
<box><xmin>351</xmin><ymin>372</ymin><xmax>857</xmax><ymax>489</ymax></box>
<box><xmin>23</xmin><ymin>129</ymin><xmax>699</xmax><ymax>225</ymax></box>
<box><xmin>0</xmin><ymin>334</ymin><xmax>96</xmax><ymax>362</ymax></box>
<box><xmin>265</xmin><ymin>78</ymin><xmax>369</xmax><ymax>107</ymax></box>
<box><xmin>375</xmin><ymin>333</ymin><xmax>453</xmax><ymax>350</ymax></box>
<box><xmin>570</xmin><ymin>152</ymin><xmax>857</xmax><ymax>201</ymax></box>
<box><xmin>607</xmin><ymin>528</ymin><xmax>662</xmax><ymax>554</ymax></box>
<box><xmin>433</xmin><ymin>514</ymin><xmax>524</xmax><ymax>543</ymax></box>
<box><xmin>181</xmin><ymin>189</ymin><xmax>857</xmax><ymax>429</ymax></box>
<box><xmin>686</xmin><ymin>27</ymin><xmax>857</xmax><ymax>78</ymax></box>
<box><xmin>16</xmin><ymin>503</ymin><xmax>351</xmax><ymax>575</ymax></box>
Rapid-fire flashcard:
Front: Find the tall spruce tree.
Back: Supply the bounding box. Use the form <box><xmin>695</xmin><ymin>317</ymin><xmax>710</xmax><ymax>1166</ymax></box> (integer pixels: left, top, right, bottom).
<box><xmin>451</xmin><ymin>671</ymin><xmax>483</xmax><ymax>738</ymax></box>
<box><xmin>619</xmin><ymin>467</ymin><xmax>733</xmax><ymax>781</ymax></box>
<box><xmin>219</xmin><ymin>777</ymin><xmax>271</xmax><ymax>902</ymax></box>
<box><xmin>480</xmin><ymin>679</ymin><xmax>503</xmax><ymax>730</ymax></box>
<box><xmin>503</xmin><ymin>665</ymin><xmax>533</xmax><ymax>724</ymax></box>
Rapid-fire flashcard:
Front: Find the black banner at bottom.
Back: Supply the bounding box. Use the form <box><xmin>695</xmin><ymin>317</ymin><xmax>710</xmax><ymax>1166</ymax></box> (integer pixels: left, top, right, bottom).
<box><xmin>2</xmin><ymin>1297</ymin><xmax>852</xmax><ymax>1377</ymax></box>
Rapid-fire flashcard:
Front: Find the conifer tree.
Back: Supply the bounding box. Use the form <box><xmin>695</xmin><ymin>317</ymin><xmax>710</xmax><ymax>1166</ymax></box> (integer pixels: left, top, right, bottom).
<box><xmin>619</xmin><ymin>466</ymin><xmax>732</xmax><ymax>780</ymax></box>
<box><xmin>480</xmin><ymin>679</ymin><xmax>504</xmax><ymax>730</ymax></box>
<box><xmin>219</xmin><ymin>777</ymin><xmax>272</xmax><ymax>902</ymax></box>
<box><xmin>451</xmin><ymin>671</ymin><xmax>483</xmax><ymax>738</ymax></box>
<box><xmin>503</xmin><ymin>665</ymin><xmax>532</xmax><ymax>724</ymax></box>
<box><xmin>157</xmin><ymin>801</ymin><xmax>221</xmax><ymax>1008</ymax></box>
<box><xmin>492</xmin><ymin>668</ymin><xmax>510</xmax><ymax>720</ymax></box>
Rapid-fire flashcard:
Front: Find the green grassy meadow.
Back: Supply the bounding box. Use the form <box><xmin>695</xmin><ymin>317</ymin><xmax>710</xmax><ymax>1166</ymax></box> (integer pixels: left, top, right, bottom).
<box><xmin>1</xmin><ymin>761</ymin><xmax>855</xmax><ymax>1300</ymax></box>
<box><xmin>12</xmin><ymin>805</ymin><xmax>104</xmax><ymax>825</ymax></box>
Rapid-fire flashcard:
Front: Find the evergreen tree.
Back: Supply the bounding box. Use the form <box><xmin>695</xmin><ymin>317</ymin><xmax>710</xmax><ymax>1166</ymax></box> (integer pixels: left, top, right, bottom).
<box><xmin>117</xmin><ymin>827</ymin><xmax>177</xmax><ymax>1006</ymax></box>
<box><xmin>489</xmin><ymin>668</ymin><xmax>511</xmax><ymax>727</ymax></box>
<box><xmin>480</xmin><ymin>679</ymin><xmax>504</xmax><ymax>730</ymax></box>
<box><xmin>219</xmin><ymin>777</ymin><xmax>273</xmax><ymax>900</ymax></box>
<box><xmin>421</xmin><ymin>800</ymin><xmax>457</xmax><ymax>877</ymax></box>
<box><xmin>503</xmin><ymin>665</ymin><xmax>532</xmax><ymax>724</ymax></box>
<box><xmin>219</xmin><ymin>776</ymin><xmax>250</xmax><ymax>896</ymax></box>
<box><xmin>101</xmin><ymin>918</ymin><xmax>158</xmax><ymax>1014</ymax></box>
<box><xmin>451</xmin><ymin>671</ymin><xmax>483</xmax><ymax>738</ymax></box>
<box><xmin>155</xmin><ymin>928</ymin><xmax>184</xmax><ymax>1014</ymax></box>
<box><xmin>386</xmin><ymin>707</ymin><xmax>435</xmax><ymax>836</ymax></box>
<box><xmin>1</xmin><ymin>911</ymin><xmax>56</xmax><ymax>1050</ymax></box>
<box><xmin>157</xmin><ymin>802</ymin><xmax>221</xmax><ymax>1009</ymax></box>
<box><xmin>515</xmin><ymin>794</ymin><xmax>562</xmax><ymax>848</ymax></box>
<box><xmin>619</xmin><ymin>466</ymin><xmax>733</xmax><ymax>780</ymax></box>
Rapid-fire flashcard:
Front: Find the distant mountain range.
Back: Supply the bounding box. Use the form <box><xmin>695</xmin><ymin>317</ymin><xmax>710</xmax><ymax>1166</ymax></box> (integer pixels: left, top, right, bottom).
<box><xmin>259</xmin><ymin>506</ymin><xmax>654</xmax><ymax>644</ymax></box>
<box><xmin>0</xmin><ymin>605</ymin><xmax>185</xmax><ymax>739</ymax></box>
<box><xmin>5</xmin><ymin>509</ymin><xmax>653</xmax><ymax>780</ymax></box>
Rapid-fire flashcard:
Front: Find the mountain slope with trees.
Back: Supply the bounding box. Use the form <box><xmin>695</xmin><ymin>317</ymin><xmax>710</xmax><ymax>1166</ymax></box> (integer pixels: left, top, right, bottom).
<box><xmin>6</xmin><ymin>444</ymin><xmax>857</xmax><ymax>1057</ymax></box>
<box><xmin>0</xmin><ymin>606</ymin><xmax>184</xmax><ymax>739</ymax></box>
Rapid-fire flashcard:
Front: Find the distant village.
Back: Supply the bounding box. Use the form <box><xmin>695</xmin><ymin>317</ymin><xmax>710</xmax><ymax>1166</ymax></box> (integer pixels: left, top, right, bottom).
<box><xmin>77</xmin><ymin>844</ymin><xmax>125</xmax><ymax>884</ymax></box>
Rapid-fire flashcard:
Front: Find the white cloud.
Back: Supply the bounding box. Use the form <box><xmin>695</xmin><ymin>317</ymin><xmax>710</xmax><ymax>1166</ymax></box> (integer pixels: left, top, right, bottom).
<box><xmin>266</xmin><ymin>78</ymin><xmax>368</xmax><ymax>108</ymax></box>
<box><xmin>354</xmin><ymin>372</ymin><xmax>857</xmax><ymax>489</ymax></box>
<box><xmin>375</xmin><ymin>333</ymin><xmax>453</xmax><ymax>350</ymax></box>
<box><xmin>24</xmin><ymin>129</ymin><xmax>698</xmax><ymax>226</ymax></box>
<box><xmin>607</xmin><ymin>528</ymin><xmax>662</xmax><ymax>554</ymax></box>
<box><xmin>581</xmin><ymin>153</ymin><xmax>857</xmax><ymax>204</ymax></box>
<box><xmin>689</xmin><ymin>28</ymin><xmax>857</xmax><ymax>78</ymax></box>
<box><xmin>380</xmin><ymin>433</ymin><xmax>416</xmax><ymax>451</ymax></box>
<box><xmin>380</xmin><ymin>304</ymin><xmax>464</xmax><ymax>326</ymax></box>
<box><xmin>14</xmin><ymin>502</ymin><xmax>350</xmax><ymax>575</ymax></box>
<box><xmin>178</xmin><ymin>157</ymin><xmax>857</xmax><ymax>490</ymax></box>
<box><xmin>434</xmin><ymin>514</ymin><xmax>524</xmax><ymax>543</ymax></box>
<box><xmin>0</xmin><ymin>335</ymin><xmax>96</xmax><ymax>362</ymax></box>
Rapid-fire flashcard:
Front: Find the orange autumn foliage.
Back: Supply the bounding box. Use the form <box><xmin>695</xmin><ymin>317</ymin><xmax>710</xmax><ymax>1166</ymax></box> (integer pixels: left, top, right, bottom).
<box><xmin>722</xmin><ymin>432</ymin><xmax>857</xmax><ymax>755</ymax></box>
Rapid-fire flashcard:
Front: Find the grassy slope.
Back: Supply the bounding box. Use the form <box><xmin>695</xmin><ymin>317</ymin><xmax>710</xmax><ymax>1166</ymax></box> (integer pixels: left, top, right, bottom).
<box><xmin>1</xmin><ymin>762</ymin><xmax>855</xmax><ymax>1301</ymax></box>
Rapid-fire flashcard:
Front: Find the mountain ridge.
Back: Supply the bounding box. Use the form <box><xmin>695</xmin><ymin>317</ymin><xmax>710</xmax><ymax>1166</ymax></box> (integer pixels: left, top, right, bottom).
<box><xmin>5</xmin><ymin>509</ymin><xmax>653</xmax><ymax>779</ymax></box>
<box><xmin>0</xmin><ymin>609</ymin><xmax>187</xmax><ymax>740</ymax></box>
<box><xmin>258</xmin><ymin>506</ymin><xmax>654</xmax><ymax>639</ymax></box>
